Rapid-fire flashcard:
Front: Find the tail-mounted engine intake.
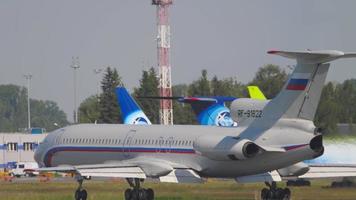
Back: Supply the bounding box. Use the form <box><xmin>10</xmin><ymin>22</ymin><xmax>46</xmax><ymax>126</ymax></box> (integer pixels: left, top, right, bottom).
<box><xmin>193</xmin><ymin>136</ymin><xmax>261</xmax><ymax>161</ymax></box>
<box><xmin>310</xmin><ymin>135</ymin><xmax>324</xmax><ymax>158</ymax></box>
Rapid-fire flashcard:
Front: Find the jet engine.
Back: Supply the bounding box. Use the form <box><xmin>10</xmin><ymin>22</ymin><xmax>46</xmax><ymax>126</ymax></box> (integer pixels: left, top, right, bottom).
<box><xmin>193</xmin><ymin>135</ymin><xmax>262</xmax><ymax>161</ymax></box>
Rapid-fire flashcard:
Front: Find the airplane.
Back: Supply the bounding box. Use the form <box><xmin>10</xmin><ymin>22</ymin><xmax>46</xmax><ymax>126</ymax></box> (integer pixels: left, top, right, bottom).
<box><xmin>34</xmin><ymin>50</ymin><xmax>356</xmax><ymax>200</ymax></box>
<box><xmin>132</xmin><ymin>86</ymin><xmax>266</xmax><ymax>127</ymax></box>
<box><xmin>116</xmin><ymin>85</ymin><xmax>356</xmax><ymax>187</ymax></box>
<box><xmin>133</xmin><ymin>86</ymin><xmax>267</xmax><ymax>127</ymax></box>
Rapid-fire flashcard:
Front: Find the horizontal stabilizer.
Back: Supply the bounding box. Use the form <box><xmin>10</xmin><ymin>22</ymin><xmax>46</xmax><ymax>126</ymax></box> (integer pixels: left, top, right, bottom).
<box><xmin>137</xmin><ymin>96</ymin><xmax>236</xmax><ymax>104</ymax></box>
<box><xmin>268</xmin><ymin>50</ymin><xmax>356</xmax><ymax>64</ymax></box>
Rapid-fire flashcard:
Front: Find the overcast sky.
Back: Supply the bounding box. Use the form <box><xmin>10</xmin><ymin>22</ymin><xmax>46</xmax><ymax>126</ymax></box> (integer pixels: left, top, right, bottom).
<box><xmin>1</xmin><ymin>0</ymin><xmax>356</xmax><ymax>121</ymax></box>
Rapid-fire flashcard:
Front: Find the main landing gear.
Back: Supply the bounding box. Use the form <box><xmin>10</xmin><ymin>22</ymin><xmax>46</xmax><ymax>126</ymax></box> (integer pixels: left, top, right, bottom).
<box><xmin>124</xmin><ymin>178</ymin><xmax>154</xmax><ymax>200</ymax></box>
<box><xmin>261</xmin><ymin>182</ymin><xmax>291</xmax><ymax>200</ymax></box>
<box><xmin>74</xmin><ymin>176</ymin><xmax>88</xmax><ymax>200</ymax></box>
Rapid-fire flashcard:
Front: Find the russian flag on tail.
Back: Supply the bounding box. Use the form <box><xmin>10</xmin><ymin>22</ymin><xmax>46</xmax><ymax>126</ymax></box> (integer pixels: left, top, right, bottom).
<box><xmin>287</xmin><ymin>79</ymin><xmax>309</xmax><ymax>90</ymax></box>
<box><xmin>286</xmin><ymin>73</ymin><xmax>310</xmax><ymax>91</ymax></box>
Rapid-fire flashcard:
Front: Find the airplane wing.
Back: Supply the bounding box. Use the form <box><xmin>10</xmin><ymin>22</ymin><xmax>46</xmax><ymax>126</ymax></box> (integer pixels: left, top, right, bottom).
<box><xmin>297</xmin><ymin>164</ymin><xmax>356</xmax><ymax>179</ymax></box>
<box><xmin>234</xmin><ymin>164</ymin><xmax>356</xmax><ymax>183</ymax></box>
<box><xmin>235</xmin><ymin>170</ymin><xmax>282</xmax><ymax>183</ymax></box>
<box><xmin>36</xmin><ymin>159</ymin><xmax>203</xmax><ymax>183</ymax></box>
<box><xmin>159</xmin><ymin>169</ymin><xmax>204</xmax><ymax>183</ymax></box>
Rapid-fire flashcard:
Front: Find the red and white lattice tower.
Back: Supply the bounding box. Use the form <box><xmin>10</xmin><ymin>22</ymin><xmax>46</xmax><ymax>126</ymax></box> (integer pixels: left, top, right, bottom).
<box><xmin>152</xmin><ymin>0</ymin><xmax>173</xmax><ymax>125</ymax></box>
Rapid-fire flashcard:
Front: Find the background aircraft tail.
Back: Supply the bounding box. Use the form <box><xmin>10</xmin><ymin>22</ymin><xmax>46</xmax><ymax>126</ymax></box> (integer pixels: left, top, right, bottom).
<box><xmin>138</xmin><ymin>96</ymin><xmax>237</xmax><ymax>126</ymax></box>
<box><xmin>247</xmin><ymin>86</ymin><xmax>267</xmax><ymax>100</ymax></box>
<box><xmin>115</xmin><ymin>87</ymin><xmax>151</xmax><ymax>125</ymax></box>
<box><xmin>187</xmin><ymin>97</ymin><xmax>237</xmax><ymax>126</ymax></box>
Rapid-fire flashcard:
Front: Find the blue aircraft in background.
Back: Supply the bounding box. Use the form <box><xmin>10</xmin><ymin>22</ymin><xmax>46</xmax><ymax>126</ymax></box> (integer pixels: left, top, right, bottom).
<box><xmin>115</xmin><ymin>86</ymin><xmax>266</xmax><ymax>127</ymax></box>
<box><xmin>115</xmin><ymin>87</ymin><xmax>151</xmax><ymax>125</ymax></box>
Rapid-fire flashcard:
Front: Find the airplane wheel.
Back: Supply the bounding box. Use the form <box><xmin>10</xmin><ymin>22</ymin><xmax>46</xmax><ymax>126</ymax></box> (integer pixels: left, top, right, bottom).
<box><xmin>74</xmin><ymin>189</ymin><xmax>87</xmax><ymax>200</ymax></box>
<box><xmin>261</xmin><ymin>188</ymin><xmax>269</xmax><ymax>200</ymax></box>
<box><xmin>138</xmin><ymin>189</ymin><xmax>147</xmax><ymax>200</ymax></box>
<box><xmin>75</xmin><ymin>189</ymin><xmax>81</xmax><ymax>200</ymax></box>
<box><xmin>125</xmin><ymin>189</ymin><xmax>132</xmax><ymax>200</ymax></box>
<box><xmin>282</xmin><ymin>188</ymin><xmax>291</xmax><ymax>200</ymax></box>
<box><xmin>81</xmin><ymin>189</ymin><xmax>87</xmax><ymax>200</ymax></box>
<box><xmin>146</xmin><ymin>188</ymin><xmax>154</xmax><ymax>200</ymax></box>
<box><xmin>275</xmin><ymin>188</ymin><xmax>285</xmax><ymax>199</ymax></box>
<box><xmin>130</xmin><ymin>189</ymin><xmax>139</xmax><ymax>200</ymax></box>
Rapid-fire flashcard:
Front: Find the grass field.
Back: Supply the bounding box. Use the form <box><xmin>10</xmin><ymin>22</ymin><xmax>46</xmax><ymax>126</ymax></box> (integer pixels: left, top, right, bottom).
<box><xmin>1</xmin><ymin>179</ymin><xmax>356</xmax><ymax>200</ymax></box>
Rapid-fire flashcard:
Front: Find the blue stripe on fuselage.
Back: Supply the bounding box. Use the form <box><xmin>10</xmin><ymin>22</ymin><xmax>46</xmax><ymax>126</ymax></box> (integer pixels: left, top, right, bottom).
<box><xmin>43</xmin><ymin>146</ymin><xmax>195</xmax><ymax>167</ymax></box>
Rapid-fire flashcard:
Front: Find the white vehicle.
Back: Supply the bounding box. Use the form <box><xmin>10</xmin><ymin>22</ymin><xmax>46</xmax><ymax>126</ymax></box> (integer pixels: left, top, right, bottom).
<box><xmin>35</xmin><ymin>50</ymin><xmax>356</xmax><ymax>200</ymax></box>
<box><xmin>11</xmin><ymin>162</ymin><xmax>39</xmax><ymax>177</ymax></box>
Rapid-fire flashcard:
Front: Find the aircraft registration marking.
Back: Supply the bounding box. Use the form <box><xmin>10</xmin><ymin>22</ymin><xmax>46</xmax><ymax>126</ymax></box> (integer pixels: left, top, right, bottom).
<box><xmin>237</xmin><ymin>110</ymin><xmax>263</xmax><ymax>118</ymax></box>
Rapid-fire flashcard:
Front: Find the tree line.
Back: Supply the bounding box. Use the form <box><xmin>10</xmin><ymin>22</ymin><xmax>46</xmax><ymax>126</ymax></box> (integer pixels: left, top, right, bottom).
<box><xmin>79</xmin><ymin>65</ymin><xmax>356</xmax><ymax>135</ymax></box>
<box><xmin>0</xmin><ymin>84</ymin><xmax>68</xmax><ymax>132</ymax></box>
<box><xmin>0</xmin><ymin>64</ymin><xmax>354</xmax><ymax>134</ymax></box>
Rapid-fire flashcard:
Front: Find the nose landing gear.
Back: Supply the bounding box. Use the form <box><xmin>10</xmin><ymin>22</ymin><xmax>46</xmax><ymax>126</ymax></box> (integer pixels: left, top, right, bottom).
<box><xmin>261</xmin><ymin>182</ymin><xmax>291</xmax><ymax>200</ymax></box>
<box><xmin>124</xmin><ymin>178</ymin><xmax>154</xmax><ymax>200</ymax></box>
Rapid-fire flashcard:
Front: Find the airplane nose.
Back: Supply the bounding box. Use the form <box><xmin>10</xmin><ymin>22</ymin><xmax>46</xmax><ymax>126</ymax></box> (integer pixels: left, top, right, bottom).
<box><xmin>34</xmin><ymin>145</ymin><xmax>45</xmax><ymax>167</ymax></box>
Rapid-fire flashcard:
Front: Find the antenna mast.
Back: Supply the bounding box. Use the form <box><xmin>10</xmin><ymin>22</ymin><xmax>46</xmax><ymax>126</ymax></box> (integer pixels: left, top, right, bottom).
<box><xmin>152</xmin><ymin>0</ymin><xmax>173</xmax><ymax>125</ymax></box>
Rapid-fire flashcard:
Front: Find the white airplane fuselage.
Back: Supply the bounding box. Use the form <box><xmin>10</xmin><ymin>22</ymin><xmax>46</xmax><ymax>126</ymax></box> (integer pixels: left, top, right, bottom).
<box><xmin>35</xmin><ymin>121</ymin><xmax>321</xmax><ymax>178</ymax></box>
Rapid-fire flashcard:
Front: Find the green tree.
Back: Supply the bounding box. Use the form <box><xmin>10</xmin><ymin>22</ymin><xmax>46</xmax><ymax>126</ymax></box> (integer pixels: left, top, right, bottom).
<box><xmin>133</xmin><ymin>67</ymin><xmax>160</xmax><ymax>124</ymax></box>
<box><xmin>99</xmin><ymin>67</ymin><xmax>123</xmax><ymax>123</ymax></box>
<box><xmin>211</xmin><ymin>76</ymin><xmax>245</xmax><ymax>97</ymax></box>
<box><xmin>335</xmin><ymin>80</ymin><xmax>356</xmax><ymax>124</ymax></box>
<box><xmin>172</xmin><ymin>84</ymin><xmax>196</xmax><ymax>125</ymax></box>
<box><xmin>314</xmin><ymin>82</ymin><xmax>340</xmax><ymax>134</ymax></box>
<box><xmin>0</xmin><ymin>84</ymin><xmax>27</xmax><ymax>131</ymax></box>
<box><xmin>188</xmin><ymin>70</ymin><xmax>211</xmax><ymax>96</ymax></box>
<box><xmin>249</xmin><ymin>64</ymin><xmax>287</xmax><ymax>99</ymax></box>
<box><xmin>79</xmin><ymin>95</ymin><xmax>100</xmax><ymax>123</ymax></box>
<box><xmin>31</xmin><ymin>100</ymin><xmax>68</xmax><ymax>131</ymax></box>
<box><xmin>0</xmin><ymin>84</ymin><xmax>68</xmax><ymax>132</ymax></box>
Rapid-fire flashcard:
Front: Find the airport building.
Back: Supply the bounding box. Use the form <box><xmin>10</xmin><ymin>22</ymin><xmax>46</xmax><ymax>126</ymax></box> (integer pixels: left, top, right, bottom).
<box><xmin>0</xmin><ymin>133</ymin><xmax>47</xmax><ymax>170</ymax></box>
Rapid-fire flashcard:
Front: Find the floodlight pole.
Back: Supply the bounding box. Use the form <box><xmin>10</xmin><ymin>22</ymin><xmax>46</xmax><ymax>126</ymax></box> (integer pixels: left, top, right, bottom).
<box><xmin>71</xmin><ymin>57</ymin><xmax>80</xmax><ymax>124</ymax></box>
<box><xmin>24</xmin><ymin>74</ymin><xmax>32</xmax><ymax>132</ymax></box>
<box><xmin>93</xmin><ymin>68</ymin><xmax>103</xmax><ymax>102</ymax></box>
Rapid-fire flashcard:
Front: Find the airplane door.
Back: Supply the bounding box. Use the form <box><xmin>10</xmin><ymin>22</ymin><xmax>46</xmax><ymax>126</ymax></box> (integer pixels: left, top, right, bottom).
<box><xmin>156</xmin><ymin>137</ymin><xmax>164</xmax><ymax>153</ymax></box>
<box><xmin>167</xmin><ymin>137</ymin><xmax>174</xmax><ymax>153</ymax></box>
<box><xmin>123</xmin><ymin>129</ymin><xmax>136</xmax><ymax>158</ymax></box>
<box><xmin>55</xmin><ymin>129</ymin><xmax>65</xmax><ymax>145</ymax></box>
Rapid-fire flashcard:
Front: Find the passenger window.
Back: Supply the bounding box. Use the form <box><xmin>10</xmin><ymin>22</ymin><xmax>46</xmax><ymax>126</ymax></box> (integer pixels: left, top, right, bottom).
<box><xmin>23</xmin><ymin>142</ymin><xmax>34</xmax><ymax>151</ymax></box>
<box><xmin>7</xmin><ymin>143</ymin><xmax>18</xmax><ymax>151</ymax></box>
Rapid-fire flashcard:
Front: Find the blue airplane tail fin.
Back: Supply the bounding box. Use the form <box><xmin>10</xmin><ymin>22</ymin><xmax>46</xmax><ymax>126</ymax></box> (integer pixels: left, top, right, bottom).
<box><xmin>136</xmin><ymin>95</ymin><xmax>237</xmax><ymax>126</ymax></box>
<box><xmin>180</xmin><ymin>97</ymin><xmax>236</xmax><ymax>126</ymax></box>
<box><xmin>115</xmin><ymin>87</ymin><xmax>151</xmax><ymax>125</ymax></box>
